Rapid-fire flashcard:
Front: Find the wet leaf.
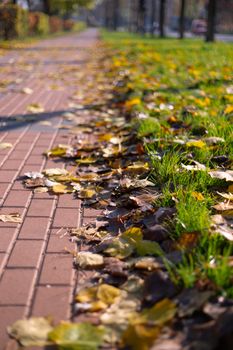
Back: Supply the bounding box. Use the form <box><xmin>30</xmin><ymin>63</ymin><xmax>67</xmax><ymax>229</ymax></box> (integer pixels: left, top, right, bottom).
<box><xmin>48</xmin><ymin>322</ymin><xmax>105</xmax><ymax>349</ymax></box>
<box><xmin>7</xmin><ymin>317</ymin><xmax>53</xmax><ymax>346</ymax></box>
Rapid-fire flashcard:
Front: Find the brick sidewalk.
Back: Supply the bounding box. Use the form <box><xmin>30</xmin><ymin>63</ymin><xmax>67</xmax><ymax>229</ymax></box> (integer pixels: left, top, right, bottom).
<box><xmin>0</xmin><ymin>29</ymin><xmax>100</xmax><ymax>349</ymax></box>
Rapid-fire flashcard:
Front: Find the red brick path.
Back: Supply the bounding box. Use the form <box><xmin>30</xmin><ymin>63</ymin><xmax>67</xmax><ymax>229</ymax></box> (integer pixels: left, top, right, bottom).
<box><xmin>0</xmin><ymin>29</ymin><xmax>100</xmax><ymax>349</ymax></box>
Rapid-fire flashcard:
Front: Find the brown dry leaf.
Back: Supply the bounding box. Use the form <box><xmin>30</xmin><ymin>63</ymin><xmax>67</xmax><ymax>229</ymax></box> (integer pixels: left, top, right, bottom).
<box><xmin>0</xmin><ymin>213</ymin><xmax>22</xmax><ymax>223</ymax></box>
<box><xmin>177</xmin><ymin>232</ymin><xmax>199</xmax><ymax>249</ymax></box>
<box><xmin>75</xmin><ymin>252</ymin><xmax>104</xmax><ymax>268</ymax></box>
<box><xmin>24</xmin><ymin>178</ymin><xmax>45</xmax><ymax>188</ymax></box>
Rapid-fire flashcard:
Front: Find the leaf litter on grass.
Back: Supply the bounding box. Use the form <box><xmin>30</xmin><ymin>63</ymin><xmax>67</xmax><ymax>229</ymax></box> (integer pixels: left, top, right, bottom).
<box><xmin>10</xmin><ymin>36</ymin><xmax>233</xmax><ymax>349</ymax></box>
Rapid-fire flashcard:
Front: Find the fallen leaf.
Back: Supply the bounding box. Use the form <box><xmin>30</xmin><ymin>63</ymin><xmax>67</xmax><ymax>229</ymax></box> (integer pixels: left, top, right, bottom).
<box><xmin>76</xmin><ymin>284</ymin><xmax>121</xmax><ymax>312</ymax></box>
<box><xmin>75</xmin><ymin>252</ymin><xmax>104</xmax><ymax>268</ymax></box>
<box><xmin>43</xmin><ymin>168</ymin><xmax>69</xmax><ymax>176</ymax></box>
<box><xmin>7</xmin><ymin>317</ymin><xmax>53</xmax><ymax>346</ymax></box>
<box><xmin>209</xmin><ymin>170</ymin><xmax>233</xmax><ymax>182</ymax></box>
<box><xmin>0</xmin><ymin>142</ymin><xmax>13</xmax><ymax>149</ymax></box>
<box><xmin>122</xmin><ymin>323</ymin><xmax>160</xmax><ymax>350</ymax></box>
<box><xmin>217</xmin><ymin>192</ymin><xmax>233</xmax><ymax>201</ymax></box>
<box><xmin>78</xmin><ymin>188</ymin><xmax>96</xmax><ymax>199</ymax></box>
<box><xmin>24</xmin><ymin>172</ymin><xmax>44</xmax><ymax>179</ymax></box>
<box><xmin>0</xmin><ymin>213</ymin><xmax>22</xmax><ymax>223</ymax></box>
<box><xmin>21</xmin><ymin>87</ymin><xmax>33</xmax><ymax>94</ymax></box>
<box><xmin>52</xmin><ymin>184</ymin><xmax>69</xmax><ymax>194</ymax></box>
<box><xmin>39</xmin><ymin>121</ymin><xmax>52</xmax><ymax>126</ymax></box>
<box><xmin>48</xmin><ymin>322</ymin><xmax>105</xmax><ymax>349</ymax></box>
<box><xmin>186</xmin><ymin>140</ymin><xmax>206</xmax><ymax>149</ymax></box>
<box><xmin>27</xmin><ymin>103</ymin><xmax>44</xmax><ymax>113</ymax></box>
<box><xmin>135</xmin><ymin>298</ymin><xmax>177</xmax><ymax>326</ymax></box>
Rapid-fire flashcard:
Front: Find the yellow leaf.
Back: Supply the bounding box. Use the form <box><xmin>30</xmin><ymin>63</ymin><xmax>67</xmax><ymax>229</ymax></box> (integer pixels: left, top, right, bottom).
<box><xmin>137</xmin><ymin>299</ymin><xmax>177</xmax><ymax>325</ymax></box>
<box><xmin>97</xmin><ymin>284</ymin><xmax>121</xmax><ymax>305</ymax></box>
<box><xmin>78</xmin><ymin>188</ymin><xmax>96</xmax><ymax>199</ymax></box>
<box><xmin>76</xmin><ymin>286</ymin><xmax>97</xmax><ymax>303</ymax></box>
<box><xmin>122</xmin><ymin>323</ymin><xmax>160</xmax><ymax>350</ymax></box>
<box><xmin>121</xmin><ymin>227</ymin><xmax>143</xmax><ymax>243</ymax></box>
<box><xmin>125</xmin><ymin>98</ymin><xmax>141</xmax><ymax>109</ymax></box>
<box><xmin>228</xmin><ymin>184</ymin><xmax>233</xmax><ymax>193</ymax></box>
<box><xmin>224</xmin><ymin>105</ymin><xmax>233</xmax><ymax>115</ymax></box>
<box><xmin>191</xmin><ymin>191</ymin><xmax>205</xmax><ymax>201</ymax></box>
<box><xmin>98</xmin><ymin>133</ymin><xmax>114</xmax><ymax>142</ymax></box>
<box><xmin>52</xmin><ymin>184</ymin><xmax>68</xmax><ymax>194</ymax></box>
<box><xmin>186</xmin><ymin>140</ymin><xmax>206</xmax><ymax>149</ymax></box>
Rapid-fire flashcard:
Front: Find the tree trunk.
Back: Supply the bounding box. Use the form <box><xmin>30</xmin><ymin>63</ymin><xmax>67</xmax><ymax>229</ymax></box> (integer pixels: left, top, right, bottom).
<box><xmin>159</xmin><ymin>0</ymin><xmax>166</xmax><ymax>38</ymax></box>
<box><xmin>137</xmin><ymin>0</ymin><xmax>146</xmax><ymax>34</ymax></box>
<box><xmin>206</xmin><ymin>0</ymin><xmax>216</xmax><ymax>42</ymax></box>
<box><xmin>113</xmin><ymin>0</ymin><xmax>119</xmax><ymax>30</ymax></box>
<box><xmin>179</xmin><ymin>0</ymin><xmax>186</xmax><ymax>39</ymax></box>
<box><xmin>129</xmin><ymin>0</ymin><xmax>137</xmax><ymax>32</ymax></box>
<box><xmin>43</xmin><ymin>0</ymin><xmax>51</xmax><ymax>16</ymax></box>
<box><xmin>150</xmin><ymin>0</ymin><xmax>156</xmax><ymax>36</ymax></box>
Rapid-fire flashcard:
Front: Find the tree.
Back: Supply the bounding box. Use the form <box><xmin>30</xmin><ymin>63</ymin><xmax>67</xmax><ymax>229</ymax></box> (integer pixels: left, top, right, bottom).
<box><xmin>112</xmin><ymin>0</ymin><xmax>119</xmax><ymax>30</ymax></box>
<box><xmin>206</xmin><ymin>0</ymin><xmax>216</xmax><ymax>42</ymax></box>
<box><xmin>159</xmin><ymin>0</ymin><xmax>166</xmax><ymax>38</ymax></box>
<box><xmin>179</xmin><ymin>0</ymin><xmax>186</xmax><ymax>39</ymax></box>
<box><xmin>150</xmin><ymin>0</ymin><xmax>156</xmax><ymax>36</ymax></box>
<box><xmin>42</xmin><ymin>0</ymin><xmax>95</xmax><ymax>16</ymax></box>
<box><xmin>137</xmin><ymin>0</ymin><xmax>146</xmax><ymax>33</ymax></box>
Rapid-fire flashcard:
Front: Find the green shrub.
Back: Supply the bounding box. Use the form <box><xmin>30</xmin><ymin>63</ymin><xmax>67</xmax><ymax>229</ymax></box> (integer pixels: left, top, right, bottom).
<box><xmin>0</xmin><ymin>4</ymin><xmax>28</xmax><ymax>40</ymax></box>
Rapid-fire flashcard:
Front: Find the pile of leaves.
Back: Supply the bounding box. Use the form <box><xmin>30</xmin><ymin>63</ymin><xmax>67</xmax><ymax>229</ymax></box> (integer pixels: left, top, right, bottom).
<box><xmin>10</xmin><ymin>36</ymin><xmax>233</xmax><ymax>349</ymax></box>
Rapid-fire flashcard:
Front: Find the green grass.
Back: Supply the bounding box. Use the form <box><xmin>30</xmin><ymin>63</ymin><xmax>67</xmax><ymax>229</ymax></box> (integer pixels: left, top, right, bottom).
<box><xmin>103</xmin><ymin>31</ymin><xmax>233</xmax><ymax>296</ymax></box>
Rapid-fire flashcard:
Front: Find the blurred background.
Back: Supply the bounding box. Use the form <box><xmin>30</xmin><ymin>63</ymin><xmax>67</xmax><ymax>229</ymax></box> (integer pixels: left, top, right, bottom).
<box><xmin>0</xmin><ymin>1</ymin><xmax>233</xmax><ymax>41</ymax></box>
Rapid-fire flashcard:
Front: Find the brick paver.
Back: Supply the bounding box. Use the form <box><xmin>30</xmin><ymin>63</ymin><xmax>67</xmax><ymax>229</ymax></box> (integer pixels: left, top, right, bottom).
<box><xmin>0</xmin><ymin>29</ymin><xmax>99</xmax><ymax>349</ymax></box>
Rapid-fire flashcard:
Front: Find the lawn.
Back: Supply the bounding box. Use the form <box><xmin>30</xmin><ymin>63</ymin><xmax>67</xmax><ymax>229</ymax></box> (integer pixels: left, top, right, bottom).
<box><xmin>102</xmin><ymin>32</ymin><xmax>233</xmax><ymax>296</ymax></box>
